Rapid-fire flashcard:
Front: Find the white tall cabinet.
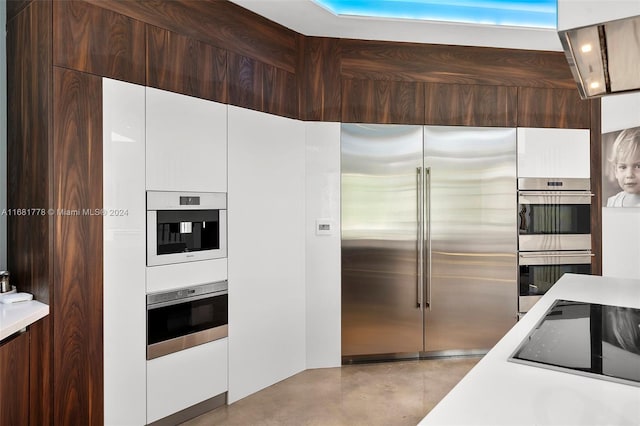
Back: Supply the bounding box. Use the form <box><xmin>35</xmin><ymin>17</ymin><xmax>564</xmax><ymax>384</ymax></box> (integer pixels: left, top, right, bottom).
<box><xmin>304</xmin><ymin>122</ymin><xmax>342</xmax><ymax>369</ymax></box>
<box><xmin>146</xmin><ymin>87</ymin><xmax>227</xmax><ymax>193</ymax></box>
<box><xmin>227</xmin><ymin>106</ymin><xmax>306</xmax><ymax>403</ymax></box>
<box><xmin>102</xmin><ymin>83</ymin><xmax>342</xmax><ymax>419</ymax></box>
<box><xmin>103</xmin><ymin>78</ymin><xmax>147</xmax><ymax>425</ymax></box>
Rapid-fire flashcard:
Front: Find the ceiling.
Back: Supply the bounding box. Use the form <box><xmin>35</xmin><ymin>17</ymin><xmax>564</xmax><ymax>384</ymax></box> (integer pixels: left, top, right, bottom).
<box><xmin>314</xmin><ymin>0</ymin><xmax>557</xmax><ymax>29</ymax></box>
<box><xmin>229</xmin><ymin>0</ymin><xmax>564</xmax><ymax>51</ymax></box>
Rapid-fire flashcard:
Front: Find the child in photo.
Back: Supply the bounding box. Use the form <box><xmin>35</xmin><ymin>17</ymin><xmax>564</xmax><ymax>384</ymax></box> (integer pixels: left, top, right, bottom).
<box><xmin>606</xmin><ymin>127</ymin><xmax>640</xmax><ymax>207</ymax></box>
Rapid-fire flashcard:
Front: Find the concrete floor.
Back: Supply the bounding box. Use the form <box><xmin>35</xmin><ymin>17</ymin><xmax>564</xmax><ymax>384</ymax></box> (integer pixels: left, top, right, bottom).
<box><xmin>182</xmin><ymin>357</ymin><xmax>480</xmax><ymax>426</ymax></box>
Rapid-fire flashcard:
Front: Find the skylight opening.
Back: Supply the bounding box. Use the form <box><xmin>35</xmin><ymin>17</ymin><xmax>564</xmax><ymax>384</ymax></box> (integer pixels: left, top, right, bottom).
<box><xmin>314</xmin><ymin>0</ymin><xmax>558</xmax><ymax>29</ymax></box>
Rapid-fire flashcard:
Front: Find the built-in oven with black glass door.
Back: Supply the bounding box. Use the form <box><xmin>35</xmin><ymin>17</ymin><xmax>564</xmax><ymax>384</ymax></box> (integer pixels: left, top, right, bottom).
<box><xmin>147</xmin><ymin>191</ymin><xmax>227</xmax><ymax>266</ymax></box>
<box><xmin>146</xmin><ymin>280</ymin><xmax>228</xmax><ymax>360</ymax></box>
<box><xmin>518</xmin><ymin>178</ymin><xmax>592</xmax><ymax>252</ymax></box>
<box><xmin>518</xmin><ymin>251</ymin><xmax>592</xmax><ymax>313</ymax></box>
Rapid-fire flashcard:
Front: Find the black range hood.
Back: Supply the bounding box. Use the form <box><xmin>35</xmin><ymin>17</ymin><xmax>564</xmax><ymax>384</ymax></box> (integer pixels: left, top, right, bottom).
<box><xmin>559</xmin><ymin>14</ymin><xmax>640</xmax><ymax>99</ymax></box>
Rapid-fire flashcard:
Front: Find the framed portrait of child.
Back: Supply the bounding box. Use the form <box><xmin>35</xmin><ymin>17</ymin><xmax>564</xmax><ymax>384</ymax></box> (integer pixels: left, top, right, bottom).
<box><xmin>602</xmin><ymin>126</ymin><xmax>640</xmax><ymax>208</ymax></box>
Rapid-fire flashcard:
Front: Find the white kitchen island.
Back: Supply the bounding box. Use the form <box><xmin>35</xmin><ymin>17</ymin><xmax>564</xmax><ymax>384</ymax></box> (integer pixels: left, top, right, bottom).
<box><xmin>419</xmin><ymin>273</ymin><xmax>640</xmax><ymax>426</ymax></box>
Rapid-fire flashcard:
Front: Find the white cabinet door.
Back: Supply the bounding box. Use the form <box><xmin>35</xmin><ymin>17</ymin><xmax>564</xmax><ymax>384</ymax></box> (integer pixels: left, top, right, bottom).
<box><xmin>517</xmin><ymin>128</ymin><xmax>590</xmax><ymax>178</ymax></box>
<box><xmin>103</xmin><ymin>78</ymin><xmax>147</xmax><ymax>426</ymax></box>
<box><xmin>227</xmin><ymin>106</ymin><xmax>306</xmax><ymax>403</ymax></box>
<box><xmin>146</xmin><ymin>87</ymin><xmax>227</xmax><ymax>192</ymax></box>
<box><xmin>147</xmin><ymin>339</ymin><xmax>228</xmax><ymax>423</ymax></box>
<box><xmin>305</xmin><ymin>122</ymin><xmax>342</xmax><ymax>369</ymax></box>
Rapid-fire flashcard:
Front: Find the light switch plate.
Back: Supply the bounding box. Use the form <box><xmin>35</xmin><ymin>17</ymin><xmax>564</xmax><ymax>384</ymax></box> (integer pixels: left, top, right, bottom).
<box><xmin>315</xmin><ymin>219</ymin><xmax>334</xmax><ymax>236</ymax></box>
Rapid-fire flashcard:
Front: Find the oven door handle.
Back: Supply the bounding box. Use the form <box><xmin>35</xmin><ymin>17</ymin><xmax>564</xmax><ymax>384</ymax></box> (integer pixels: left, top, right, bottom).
<box><xmin>519</xmin><ymin>253</ymin><xmax>595</xmax><ymax>258</ymax></box>
<box><xmin>518</xmin><ymin>193</ymin><xmax>593</xmax><ymax>205</ymax></box>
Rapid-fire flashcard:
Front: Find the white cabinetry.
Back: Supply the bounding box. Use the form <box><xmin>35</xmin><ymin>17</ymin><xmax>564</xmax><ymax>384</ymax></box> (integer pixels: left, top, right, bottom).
<box><xmin>305</xmin><ymin>122</ymin><xmax>342</xmax><ymax>369</ymax></box>
<box><xmin>227</xmin><ymin>106</ymin><xmax>306</xmax><ymax>403</ymax></box>
<box><xmin>147</xmin><ymin>339</ymin><xmax>228</xmax><ymax>423</ymax></box>
<box><xmin>103</xmin><ymin>78</ymin><xmax>147</xmax><ymax>425</ymax></box>
<box><xmin>517</xmin><ymin>128</ymin><xmax>590</xmax><ymax>178</ymax></box>
<box><xmin>146</xmin><ymin>87</ymin><xmax>227</xmax><ymax>192</ymax></box>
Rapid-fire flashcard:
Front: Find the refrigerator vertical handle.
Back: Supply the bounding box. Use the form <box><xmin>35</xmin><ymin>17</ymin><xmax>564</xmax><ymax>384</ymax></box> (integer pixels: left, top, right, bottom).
<box><xmin>416</xmin><ymin>167</ymin><xmax>423</xmax><ymax>308</ymax></box>
<box><xmin>425</xmin><ymin>167</ymin><xmax>432</xmax><ymax>310</ymax></box>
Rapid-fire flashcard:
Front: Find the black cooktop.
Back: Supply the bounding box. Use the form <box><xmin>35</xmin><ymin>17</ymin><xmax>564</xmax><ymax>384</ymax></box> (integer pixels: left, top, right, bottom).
<box><xmin>509</xmin><ymin>299</ymin><xmax>640</xmax><ymax>387</ymax></box>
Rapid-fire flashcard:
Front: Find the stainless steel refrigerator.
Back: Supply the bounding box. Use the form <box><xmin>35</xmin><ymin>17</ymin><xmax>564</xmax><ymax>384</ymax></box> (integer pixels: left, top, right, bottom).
<box><xmin>341</xmin><ymin>124</ymin><xmax>517</xmax><ymax>359</ymax></box>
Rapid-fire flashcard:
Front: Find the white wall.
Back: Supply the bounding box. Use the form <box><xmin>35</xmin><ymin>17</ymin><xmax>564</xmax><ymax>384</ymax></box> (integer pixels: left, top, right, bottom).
<box><xmin>305</xmin><ymin>122</ymin><xmax>341</xmax><ymax>369</ymax></box>
<box><xmin>601</xmin><ymin>93</ymin><xmax>640</xmax><ymax>279</ymax></box>
<box><xmin>1</xmin><ymin>0</ymin><xmax>7</xmax><ymax>270</ymax></box>
<box><xmin>601</xmin><ymin>92</ymin><xmax>640</xmax><ymax>279</ymax></box>
<box><xmin>602</xmin><ymin>209</ymin><xmax>640</xmax><ymax>279</ymax></box>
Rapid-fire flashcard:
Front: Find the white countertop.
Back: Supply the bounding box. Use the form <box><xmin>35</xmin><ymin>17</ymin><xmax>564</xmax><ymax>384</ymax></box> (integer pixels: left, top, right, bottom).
<box><xmin>0</xmin><ymin>295</ymin><xmax>49</xmax><ymax>342</ymax></box>
<box><xmin>419</xmin><ymin>274</ymin><xmax>640</xmax><ymax>426</ymax></box>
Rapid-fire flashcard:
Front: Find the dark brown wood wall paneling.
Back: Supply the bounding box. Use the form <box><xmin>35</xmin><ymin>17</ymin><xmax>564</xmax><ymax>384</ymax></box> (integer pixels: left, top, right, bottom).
<box><xmin>84</xmin><ymin>0</ymin><xmax>297</xmax><ymax>73</ymax></box>
<box><xmin>52</xmin><ymin>68</ymin><xmax>104</xmax><ymax>426</ymax></box>
<box><xmin>590</xmin><ymin>99</ymin><xmax>602</xmax><ymax>276</ymax></box>
<box><xmin>6</xmin><ymin>2</ymin><xmax>54</xmax><ymax>423</ymax></box>
<box><xmin>53</xmin><ymin>0</ymin><xmax>145</xmax><ymax>84</ymax></box>
<box><xmin>227</xmin><ymin>51</ymin><xmax>297</xmax><ymax>117</ymax></box>
<box><xmin>6</xmin><ymin>0</ymin><xmax>32</xmax><ymax>21</ymax></box>
<box><xmin>228</xmin><ymin>52</ymin><xmax>264</xmax><ymax>112</ymax></box>
<box><xmin>263</xmin><ymin>65</ymin><xmax>298</xmax><ymax>119</ymax></box>
<box><xmin>146</xmin><ymin>25</ymin><xmax>228</xmax><ymax>103</ymax></box>
<box><xmin>342</xmin><ymin>79</ymin><xmax>425</xmax><ymax>124</ymax></box>
<box><xmin>0</xmin><ymin>332</ymin><xmax>30</xmax><ymax>426</ymax></box>
<box><xmin>424</xmin><ymin>83</ymin><xmax>517</xmax><ymax>127</ymax></box>
<box><xmin>298</xmin><ymin>36</ymin><xmax>342</xmax><ymax>122</ymax></box>
<box><xmin>6</xmin><ymin>0</ymin><xmax>52</xmax><ymax>303</ymax></box>
<box><xmin>28</xmin><ymin>316</ymin><xmax>53</xmax><ymax>426</ymax></box>
<box><xmin>517</xmin><ymin>87</ymin><xmax>591</xmax><ymax>128</ymax></box>
<box><xmin>340</xmin><ymin>39</ymin><xmax>577</xmax><ymax>88</ymax></box>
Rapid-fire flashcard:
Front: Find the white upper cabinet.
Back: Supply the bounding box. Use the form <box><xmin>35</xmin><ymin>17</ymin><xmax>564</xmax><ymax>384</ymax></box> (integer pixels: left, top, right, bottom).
<box><xmin>146</xmin><ymin>87</ymin><xmax>227</xmax><ymax>192</ymax></box>
<box><xmin>517</xmin><ymin>128</ymin><xmax>590</xmax><ymax>178</ymax></box>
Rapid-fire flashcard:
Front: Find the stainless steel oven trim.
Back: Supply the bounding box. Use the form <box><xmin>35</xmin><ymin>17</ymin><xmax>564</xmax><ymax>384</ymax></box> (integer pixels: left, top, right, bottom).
<box><xmin>147</xmin><ymin>191</ymin><xmax>227</xmax><ymax>211</ymax></box>
<box><xmin>146</xmin><ymin>209</ymin><xmax>227</xmax><ymax>267</ymax></box>
<box><xmin>147</xmin><ymin>290</ymin><xmax>227</xmax><ymax>310</ymax></box>
<box><xmin>518</xmin><ymin>251</ymin><xmax>594</xmax><ymax>265</ymax></box>
<box><xmin>147</xmin><ymin>324</ymin><xmax>228</xmax><ymax>360</ymax></box>
<box><xmin>147</xmin><ymin>280</ymin><xmax>228</xmax><ymax>306</ymax></box>
<box><xmin>517</xmin><ymin>177</ymin><xmax>591</xmax><ymax>191</ymax></box>
<box><xmin>518</xmin><ymin>296</ymin><xmax>542</xmax><ymax>313</ymax></box>
<box><xmin>518</xmin><ymin>192</ymin><xmax>593</xmax><ymax>205</ymax></box>
<box><xmin>519</xmin><ymin>234</ymin><xmax>592</xmax><ymax>251</ymax></box>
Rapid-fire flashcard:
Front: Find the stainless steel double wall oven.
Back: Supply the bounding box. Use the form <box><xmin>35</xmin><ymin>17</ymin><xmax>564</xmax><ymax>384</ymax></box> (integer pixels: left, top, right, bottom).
<box><xmin>517</xmin><ymin>178</ymin><xmax>593</xmax><ymax>313</ymax></box>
